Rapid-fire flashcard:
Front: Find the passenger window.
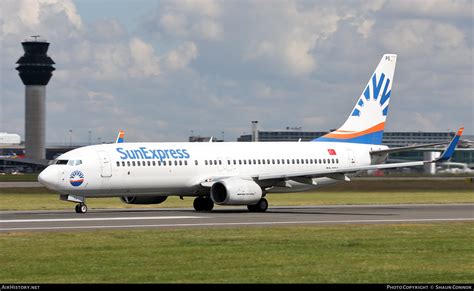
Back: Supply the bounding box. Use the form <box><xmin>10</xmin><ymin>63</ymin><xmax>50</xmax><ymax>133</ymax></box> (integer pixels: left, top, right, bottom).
<box><xmin>318</xmin><ymin>159</ymin><xmax>322</xmax><ymax>164</ymax></box>
<box><xmin>147</xmin><ymin>161</ymin><xmax>151</xmax><ymax>166</ymax></box>
<box><xmin>137</xmin><ymin>161</ymin><xmax>141</xmax><ymax>166</ymax></box>
<box><xmin>323</xmin><ymin>159</ymin><xmax>326</xmax><ymax>164</ymax></box>
<box><xmin>233</xmin><ymin>160</ymin><xmax>236</xmax><ymax>165</ymax></box>
<box><xmin>219</xmin><ymin>160</ymin><xmax>222</xmax><ymax>165</ymax></box>
<box><xmin>179</xmin><ymin>160</ymin><xmax>183</xmax><ymax>166</ymax></box>
<box><xmin>116</xmin><ymin>161</ymin><xmax>120</xmax><ymax>167</ymax></box>
<box><xmin>185</xmin><ymin>160</ymin><xmax>188</xmax><ymax>166</ymax></box>
<box><xmin>132</xmin><ymin>161</ymin><xmax>136</xmax><ymax>166</ymax></box>
<box><xmin>227</xmin><ymin>160</ymin><xmax>231</xmax><ymax>165</ymax></box>
<box><xmin>332</xmin><ymin>159</ymin><xmax>335</xmax><ymax>164</ymax></box>
<box><xmin>272</xmin><ymin>159</ymin><xmax>275</xmax><ymax>164</ymax></box>
<box><xmin>281</xmin><ymin>159</ymin><xmax>285</xmax><ymax>164</ymax></box>
<box><xmin>258</xmin><ymin>159</ymin><xmax>261</xmax><ymax>164</ymax></box>
<box><xmin>267</xmin><ymin>159</ymin><xmax>270</xmax><ymax>164</ymax></box>
<box><xmin>306</xmin><ymin>159</ymin><xmax>309</xmax><ymax>164</ymax></box>
<box><xmin>127</xmin><ymin>161</ymin><xmax>130</xmax><ymax>166</ymax></box>
<box><xmin>214</xmin><ymin>160</ymin><xmax>217</xmax><ymax>165</ymax></box>
<box><xmin>195</xmin><ymin>160</ymin><xmax>198</xmax><ymax>166</ymax></box>
<box><xmin>262</xmin><ymin>160</ymin><xmax>265</xmax><ymax>165</ymax></box>
<box><xmin>287</xmin><ymin>159</ymin><xmax>290</xmax><ymax>164</ymax></box>
<box><xmin>243</xmin><ymin>160</ymin><xmax>247</xmax><ymax>165</ymax></box>
<box><xmin>122</xmin><ymin>161</ymin><xmax>125</xmax><ymax>166</ymax></box>
<box><xmin>152</xmin><ymin>161</ymin><xmax>156</xmax><ymax>166</ymax></box>
<box><xmin>239</xmin><ymin>160</ymin><xmax>242</xmax><ymax>165</ymax></box>
<box><xmin>205</xmin><ymin>160</ymin><xmax>208</xmax><ymax>166</ymax></box>
<box><xmin>292</xmin><ymin>159</ymin><xmax>295</xmax><ymax>164</ymax></box>
<box><xmin>174</xmin><ymin>160</ymin><xmax>178</xmax><ymax>166</ymax></box>
<box><xmin>253</xmin><ymin>159</ymin><xmax>256</xmax><ymax>164</ymax></box>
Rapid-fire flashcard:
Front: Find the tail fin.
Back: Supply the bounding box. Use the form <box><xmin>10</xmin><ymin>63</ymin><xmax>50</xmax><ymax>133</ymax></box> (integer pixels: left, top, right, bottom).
<box><xmin>115</xmin><ymin>130</ymin><xmax>125</xmax><ymax>143</ymax></box>
<box><xmin>315</xmin><ymin>54</ymin><xmax>397</xmax><ymax>144</ymax></box>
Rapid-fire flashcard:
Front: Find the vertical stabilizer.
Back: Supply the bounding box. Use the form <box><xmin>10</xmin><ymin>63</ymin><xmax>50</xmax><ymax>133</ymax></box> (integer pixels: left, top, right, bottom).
<box><xmin>315</xmin><ymin>54</ymin><xmax>397</xmax><ymax>144</ymax></box>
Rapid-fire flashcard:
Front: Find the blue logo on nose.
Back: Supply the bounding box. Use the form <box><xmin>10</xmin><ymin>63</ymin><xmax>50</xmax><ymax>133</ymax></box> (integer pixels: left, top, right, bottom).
<box><xmin>70</xmin><ymin>170</ymin><xmax>84</xmax><ymax>187</ymax></box>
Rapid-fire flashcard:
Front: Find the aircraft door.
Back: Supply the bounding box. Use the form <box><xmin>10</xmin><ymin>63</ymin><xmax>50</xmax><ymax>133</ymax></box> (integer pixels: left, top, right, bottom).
<box><xmin>347</xmin><ymin>149</ymin><xmax>356</xmax><ymax>164</ymax></box>
<box><xmin>97</xmin><ymin>151</ymin><xmax>112</xmax><ymax>177</ymax></box>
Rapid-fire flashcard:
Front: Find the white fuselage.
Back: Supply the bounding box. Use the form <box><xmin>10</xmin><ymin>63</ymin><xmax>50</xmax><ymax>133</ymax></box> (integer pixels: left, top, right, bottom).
<box><xmin>39</xmin><ymin>141</ymin><xmax>386</xmax><ymax>197</ymax></box>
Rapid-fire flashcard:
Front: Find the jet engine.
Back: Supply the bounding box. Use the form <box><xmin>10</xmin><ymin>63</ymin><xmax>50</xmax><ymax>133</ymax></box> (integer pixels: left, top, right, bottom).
<box><xmin>210</xmin><ymin>178</ymin><xmax>262</xmax><ymax>205</ymax></box>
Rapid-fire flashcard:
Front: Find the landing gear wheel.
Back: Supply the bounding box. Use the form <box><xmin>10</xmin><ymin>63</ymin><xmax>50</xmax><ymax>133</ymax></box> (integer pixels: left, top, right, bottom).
<box><xmin>193</xmin><ymin>197</ymin><xmax>214</xmax><ymax>211</ymax></box>
<box><xmin>75</xmin><ymin>203</ymin><xmax>88</xmax><ymax>214</ymax></box>
<box><xmin>247</xmin><ymin>198</ymin><xmax>268</xmax><ymax>212</ymax></box>
<box><xmin>193</xmin><ymin>197</ymin><xmax>204</xmax><ymax>211</ymax></box>
<box><xmin>203</xmin><ymin>197</ymin><xmax>214</xmax><ymax>211</ymax></box>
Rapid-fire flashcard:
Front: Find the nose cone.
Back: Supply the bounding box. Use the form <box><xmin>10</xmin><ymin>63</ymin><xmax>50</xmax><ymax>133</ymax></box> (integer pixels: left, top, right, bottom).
<box><xmin>38</xmin><ymin>167</ymin><xmax>58</xmax><ymax>189</ymax></box>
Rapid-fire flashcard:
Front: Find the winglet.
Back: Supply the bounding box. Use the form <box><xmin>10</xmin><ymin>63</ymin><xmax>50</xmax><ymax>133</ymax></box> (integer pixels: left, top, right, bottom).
<box><xmin>116</xmin><ymin>130</ymin><xmax>125</xmax><ymax>143</ymax></box>
<box><xmin>436</xmin><ymin>127</ymin><xmax>463</xmax><ymax>162</ymax></box>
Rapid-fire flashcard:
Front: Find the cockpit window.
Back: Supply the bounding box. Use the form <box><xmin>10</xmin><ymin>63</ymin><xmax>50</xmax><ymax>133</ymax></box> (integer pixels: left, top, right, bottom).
<box><xmin>54</xmin><ymin>159</ymin><xmax>82</xmax><ymax>165</ymax></box>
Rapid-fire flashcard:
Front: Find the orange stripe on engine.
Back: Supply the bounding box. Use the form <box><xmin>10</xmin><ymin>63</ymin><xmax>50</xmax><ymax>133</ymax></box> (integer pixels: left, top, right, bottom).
<box><xmin>323</xmin><ymin>122</ymin><xmax>385</xmax><ymax>139</ymax></box>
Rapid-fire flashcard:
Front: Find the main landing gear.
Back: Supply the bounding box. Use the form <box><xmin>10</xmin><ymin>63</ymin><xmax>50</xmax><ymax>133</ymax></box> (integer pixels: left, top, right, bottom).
<box><xmin>247</xmin><ymin>198</ymin><xmax>268</xmax><ymax>212</ymax></box>
<box><xmin>75</xmin><ymin>203</ymin><xmax>88</xmax><ymax>214</ymax></box>
<box><xmin>193</xmin><ymin>197</ymin><xmax>214</xmax><ymax>211</ymax></box>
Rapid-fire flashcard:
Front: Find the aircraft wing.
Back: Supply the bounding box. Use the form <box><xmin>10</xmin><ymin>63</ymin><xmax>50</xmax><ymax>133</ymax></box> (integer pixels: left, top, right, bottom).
<box><xmin>195</xmin><ymin>127</ymin><xmax>463</xmax><ymax>187</ymax></box>
<box><xmin>370</xmin><ymin>142</ymin><xmax>448</xmax><ymax>155</ymax></box>
<box><xmin>259</xmin><ymin>127</ymin><xmax>464</xmax><ymax>182</ymax></box>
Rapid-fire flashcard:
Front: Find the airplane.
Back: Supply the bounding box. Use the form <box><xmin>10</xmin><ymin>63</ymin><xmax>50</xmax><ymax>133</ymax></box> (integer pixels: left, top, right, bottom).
<box><xmin>38</xmin><ymin>54</ymin><xmax>464</xmax><ymax>214</ymax></box>
<box><xmin>0</xmin><ymin>151</ymin><xmax>21</xmax><ymax>159</ymax></box>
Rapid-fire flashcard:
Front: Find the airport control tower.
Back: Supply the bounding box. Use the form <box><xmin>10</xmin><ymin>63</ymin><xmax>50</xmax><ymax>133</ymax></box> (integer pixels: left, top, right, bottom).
<box><xmin>16</xmin><ymin>36</ymin><xmax>55</xmax><ymax>159</ymax></box>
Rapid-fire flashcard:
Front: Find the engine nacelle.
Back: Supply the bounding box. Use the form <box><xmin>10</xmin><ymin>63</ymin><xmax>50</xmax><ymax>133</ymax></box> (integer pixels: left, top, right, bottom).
<box><xmin>120</xmin><ymin>196</ymin><xmax>167</xmax><ymax>204</ymax></box>
<box><xmin>210</xmin><ymin>178</ymin><xmax>262</xmax><ymax>205</ymax></box>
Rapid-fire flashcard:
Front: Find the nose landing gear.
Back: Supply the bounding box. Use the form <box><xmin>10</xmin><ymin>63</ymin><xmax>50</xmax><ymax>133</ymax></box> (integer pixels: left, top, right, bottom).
<box><xmin>60</xmin><ymin>195</ymin><xmax>88</xmax><ymax>214</ymax></box>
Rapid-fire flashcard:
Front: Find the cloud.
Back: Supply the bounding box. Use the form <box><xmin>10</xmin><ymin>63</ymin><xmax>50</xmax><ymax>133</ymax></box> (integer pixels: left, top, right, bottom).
<box><xmin>0</xmin><ymin>0</ymin><xmax>472</xmax><ymax>143</ymax></box>
<box><xmin>163</xmin><ymin>42</ymin><xmax>198</xmax><ymax>70</ymax></box>
<box><xmin>381</xmin><ymin>20</ymin><xmax>465</xmax><ymax>55</ymax></box>
<box><xmin>157</xmin><ymin>0</ymin><xmax>222</xmax><ymax>40</ymax></box>
<box><xmin>384</xmin><ymin>0</ymin><xmax>472</xmax><ymax>19</ymax></box>
<box><xmin>128</xmin><ymin>38</ymin><xmax>160</xmax><ymax>77</ymax></box>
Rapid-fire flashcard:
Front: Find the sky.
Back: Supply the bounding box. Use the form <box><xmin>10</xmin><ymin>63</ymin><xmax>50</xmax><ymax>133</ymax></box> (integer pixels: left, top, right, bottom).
<box><xmin>0</xmin><ymin>0</ymin><xmax>472</xmax><ymax>144</ymax></box>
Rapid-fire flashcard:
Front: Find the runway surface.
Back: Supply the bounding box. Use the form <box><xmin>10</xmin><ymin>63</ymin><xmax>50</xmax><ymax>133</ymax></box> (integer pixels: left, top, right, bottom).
<box><xmin>1</xmin><ymin>204</ymin><xmax>473</xmax><ymax>232</ymax></box>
